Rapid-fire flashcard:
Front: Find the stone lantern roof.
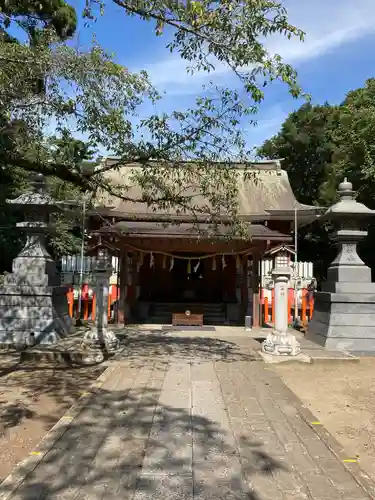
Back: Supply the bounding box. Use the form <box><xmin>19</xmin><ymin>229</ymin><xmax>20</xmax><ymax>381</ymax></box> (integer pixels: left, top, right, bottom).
<box><xmin>6</xmin><ymin>173</ymin><xmax>57</xmax><ymax>210</ymax></box>
<box><xmin>323</xmin><ymin>178</ymin><xmax>375</xmax><ymax>219</ymax></box>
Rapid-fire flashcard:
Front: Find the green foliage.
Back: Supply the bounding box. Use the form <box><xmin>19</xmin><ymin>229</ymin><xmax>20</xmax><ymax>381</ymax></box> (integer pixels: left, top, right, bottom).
<box><xmin>0</xmin><ymin>0</ymin><xmax>79</xmax><ymax>267</ymax></box>
<box><xmin>331</xmin><ymin>78</ymin><xmax>375</xmax><ymax>208</ymax></box>
<box><xmin>0</xmin><ymin>166</ymin><xmax>27</xmax><ymax>272</ymax></box>
<box><xmin>258</xmin><ymin>78</ymin><xmax>375</xmax><ymax>278</ymax></box>
<box><xmin>106</xmin><ymin>0</ymin><xmax>306</xmax><ymax>102</ymax></box>
<box><xmin>45</xmin><ymin>133</ymin><xmax>94</xmax><ymax>258</ymax></box>
<box><xmin>1</xmin><ymin>0</ymin><xmax>307</xmax><ymax>227</ymax></box>
<box><xmin>260</xmin><ymin>78</ymin><xmax>375</xmax><ymax>209</ymax></box>
<box><xmin>0</xmin><ymin>133</ymin><xmax>92</xmax><ymax>271</ymax></box>
<box><xmin>1</xmin><ymin>0</ymin><xmax>308</xmax><ymax>265</ymax></box>
<box><xmin>259</xmin><ymin>103</ymin><xmax>341</xmax><ymax>207</ymax></box>
<box><xmin>0</xmin><ymin>0</ymin><xmax>77</xmax><ymax>43</ymax></box>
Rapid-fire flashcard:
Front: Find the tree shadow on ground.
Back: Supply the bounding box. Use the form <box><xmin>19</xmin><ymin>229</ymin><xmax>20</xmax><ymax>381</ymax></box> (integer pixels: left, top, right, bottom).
<box><xmin>0</xmin><ymin>325</ymin><xmax>256</xmax><ymax>435</ymax></box>
<box><xmin>0</xmin><ymin>356</ymin><xmax>104</xmax><ymax>434</ymax></box>
<box><xmin>0</xmin><ymin>401</ymin><xmax>35</xmax><ymax>433</ymax></box>
<box><xmin>2</xmin><ymin>384</ymin><xmax>290</xmax><ymax>500</ymax></box>
<box><xmin>114</xmin><ymin>327</ymin><xmax>259</xmax><ymax>367</ymax></box>
<box><xmin>0</xmin><ymin>352</ymin><xmax>20</xmax><ymax>377</ymax></box>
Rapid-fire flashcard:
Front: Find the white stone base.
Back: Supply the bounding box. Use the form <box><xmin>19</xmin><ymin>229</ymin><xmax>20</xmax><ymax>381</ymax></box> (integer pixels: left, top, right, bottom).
<box><xmin>259</xmin><ymin>351</ymin><xmax>310</xmax><ymax>364</ymax></box>
<box><xmin>83</xmin><ymin>328</ymin><xmax>120</xmax><ymax>352</ymax></box>
<box><xmin>80</xmin><ymin>350</ymin><xmax>105</xmax><ymax>364</ymax></box>
<box><xmin>261</xmin><ymin>332</ymin><xmax>301</xmax><ymax>356</ymax></box>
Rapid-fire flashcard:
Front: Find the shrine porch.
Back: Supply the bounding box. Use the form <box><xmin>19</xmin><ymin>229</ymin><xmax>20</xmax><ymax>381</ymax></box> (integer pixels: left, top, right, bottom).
<box><xmin>115</xmin><ymin>239</ymin><xmax>264</xmax><ymax>328</ymax></box>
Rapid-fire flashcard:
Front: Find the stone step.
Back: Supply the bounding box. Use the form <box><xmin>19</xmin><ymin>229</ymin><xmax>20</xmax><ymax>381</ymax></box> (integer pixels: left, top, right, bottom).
<box><xmin>148</xmin><ymin>302</ymin><xmax>228</xmax><ymax>325</ymax></box>
<box><xmin>150</xmin><ymin>310</ymin><xmax>226</xmax><ymax>317</ymax></box>
<box><xmin>148</xmin><ymin>314</ymin><xmax>227</xmax><ymax>325</ymax></box>
<box><xmin>151</xmin><ymin>306</ymin><xmax>225</xmax><ymax>312</ymax></box>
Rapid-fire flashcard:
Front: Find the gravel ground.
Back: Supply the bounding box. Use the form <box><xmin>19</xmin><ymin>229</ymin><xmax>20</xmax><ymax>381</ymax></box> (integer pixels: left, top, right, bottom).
<box><xmin>273</xmin><ymin>358</ymin><xmax>375</xmax><ymax>482</ymax></box>
<box><xmin>0</xmin><ymin>353</ymin><xmax>104</xmax><ymax>482</ymax></box>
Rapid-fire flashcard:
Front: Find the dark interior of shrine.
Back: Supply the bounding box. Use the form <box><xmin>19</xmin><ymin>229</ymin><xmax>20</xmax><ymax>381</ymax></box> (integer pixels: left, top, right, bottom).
<box><xmin>138</xmin><ymin>252</ymin><xmax>238</xmax><ymax>304</ymax></box>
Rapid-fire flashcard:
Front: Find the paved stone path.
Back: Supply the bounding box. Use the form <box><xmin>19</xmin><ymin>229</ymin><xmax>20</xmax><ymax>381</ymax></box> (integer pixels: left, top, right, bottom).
<box><xmin>1</xmin><ymin>332</ymin><xmax>372</xmax><ymax>499</ymax></box>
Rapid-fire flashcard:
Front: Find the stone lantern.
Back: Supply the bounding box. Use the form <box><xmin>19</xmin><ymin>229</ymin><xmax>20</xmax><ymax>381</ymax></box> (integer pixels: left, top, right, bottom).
<box><xmin>0</xmin><ymin>173</ymin><xmax>72</xmax><ymax>346</ymax></box>
<box><xmin>307</xmin><ymin>179</ymin><xmax>375</xmax><ymax>352</ymax></box>
<box><xmin>83</xmin><ymin>248</ymin><xmax>119</xmax><ymax>351</ymax></box>
<box><xmin>262</xmin><ymin>247</ymin><xmax>300</xmax><ymax>356</ymax></box>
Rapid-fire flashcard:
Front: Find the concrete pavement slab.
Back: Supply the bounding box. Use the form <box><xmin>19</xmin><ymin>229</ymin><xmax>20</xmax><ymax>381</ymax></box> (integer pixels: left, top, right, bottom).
<box><xmin>0</xmin><ymin>330</ymin><xmax>374</xmax><ymax>500</ymax></box>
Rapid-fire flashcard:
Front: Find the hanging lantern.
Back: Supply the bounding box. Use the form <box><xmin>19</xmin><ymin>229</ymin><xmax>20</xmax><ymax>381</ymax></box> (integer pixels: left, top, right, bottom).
<box><xmin>187</xmin><ymin>259</ymin><xmax>192</xmax><ymax>274</ymax></box>
<box><xmin>169</xmin><ymin>257</ymin><xmax>174</xmax><ymax>271</ymax></box>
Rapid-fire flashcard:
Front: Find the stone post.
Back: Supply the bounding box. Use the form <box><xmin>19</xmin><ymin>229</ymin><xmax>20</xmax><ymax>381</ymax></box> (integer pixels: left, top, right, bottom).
<box><xmin>83</xmin><ymin>249</ymin><xmax>119</xmax><ymax>351</ymax></box>
<box><xmin>262</xmin><ymin>251</ymin><xmax>300</xmax><ymax>356</ymax></box>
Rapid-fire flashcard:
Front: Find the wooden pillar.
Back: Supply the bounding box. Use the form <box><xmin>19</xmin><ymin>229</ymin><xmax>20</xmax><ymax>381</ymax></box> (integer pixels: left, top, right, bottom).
<box><xmin>288</xmin><ymin>293</ymin><xmax>292</xmax><ymax>325</ymax></box>
<box><xmin>241</xmin><ymin>255</ymin><xmax>248</xmax><ymax>323</ymax></box>
<box><xmin>252</xmin><ymin>254</ymin><xmax>260</xmax><ymax>328</ymax></box>
<box><xmin>67</xmin><ymin>287</ymin><xmax>74</xmax><ymax>318</ymax></box>
<box><xmin>309</xmin><ymin>293</ymin><xmax>314</xmax><ymax>320</ymax></box>
<box><xmin>264</xmin><ymin>296</ymin><xmax>269</xmax><ymax>323</ymax></box>
<box><xmin>108</xmin><ymin>294</ymin><xmax>112</xmax><ymax>321</ymax></box>
<box><xmin>83</xmin><ymin>296</ymin><xmax>89</xmax><ymax>321</ymax></box>
<box><xmin>301</xmin><ymin>290</ymin><xmax>307</xmax><ymax>322</ymax></box>
<box><xmin>130</xmin><ymin>252</ymin><xmax>138</xmax><ymax>317</ymax></box>
<box><xmin>92</xmin><ymin>293</ymin><xmax>96</xmax><ymax>322</ymax></box>
<box><xmin>117</xmin><ymin>249</ymin><xmax>127</xmax><ymax>325</ymax></box>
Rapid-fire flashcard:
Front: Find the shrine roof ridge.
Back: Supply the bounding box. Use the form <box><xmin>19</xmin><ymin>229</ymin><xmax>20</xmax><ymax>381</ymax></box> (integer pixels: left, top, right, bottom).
<box><xmin>98</xmin><ymin>156</ymin><xmax>285</xmax><ymax>170</ymax></box>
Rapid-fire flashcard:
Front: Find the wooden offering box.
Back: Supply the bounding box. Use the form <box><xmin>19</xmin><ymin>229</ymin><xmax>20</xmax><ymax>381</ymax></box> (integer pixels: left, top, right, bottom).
<box><xmin>172</xmin><ymin>312</ymin><xmax>203</xmax><ymax>327</ymax></box>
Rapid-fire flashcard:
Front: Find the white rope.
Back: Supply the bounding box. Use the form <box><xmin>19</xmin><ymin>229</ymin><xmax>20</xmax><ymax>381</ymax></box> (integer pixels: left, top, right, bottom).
<box><xmin>120</xmin><ymin>241</ymin><xmax>252</xmax><ymax>261</ymax></box>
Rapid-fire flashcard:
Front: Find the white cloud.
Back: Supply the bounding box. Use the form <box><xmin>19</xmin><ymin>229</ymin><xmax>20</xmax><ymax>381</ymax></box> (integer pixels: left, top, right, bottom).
<box><xmin>138</xmin><ymin>56</ymin><xmax>230</xmax><ymax>96</ymax></box>
<box><xmin>136</xmin><ymin>0</ymin><xmax>375</xmax><ymax>94</ymax></box>
<box><xmin>269</xmin><ymin>0</ymin><xmax>375</xmax><ymax>63</ymax></box>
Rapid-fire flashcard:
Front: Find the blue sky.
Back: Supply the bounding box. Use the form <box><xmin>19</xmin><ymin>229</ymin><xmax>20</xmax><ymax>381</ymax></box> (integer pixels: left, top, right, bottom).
<box><xmin>70</xmin><ymin>0</ymin><xmax>375</xmax><ymax>150</ymax></box>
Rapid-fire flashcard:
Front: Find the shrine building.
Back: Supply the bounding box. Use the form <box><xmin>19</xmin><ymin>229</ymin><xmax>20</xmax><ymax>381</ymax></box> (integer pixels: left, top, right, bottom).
<box><xmin>87</xmin><ymin>158</ymin><xmax>320</xmax><ymax>327</ymax></box>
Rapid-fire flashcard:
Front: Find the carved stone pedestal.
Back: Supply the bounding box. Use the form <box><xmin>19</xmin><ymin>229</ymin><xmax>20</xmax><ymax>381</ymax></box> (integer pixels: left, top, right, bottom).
<box><xmin>83</xmin><ymin>328</ymin><xmax>119</xmax><ymax>352</ymax></box>
<box><xmin>262</xmin><ymin>331</ymin><xmax>301</xmax><ymax>356</ymax></box>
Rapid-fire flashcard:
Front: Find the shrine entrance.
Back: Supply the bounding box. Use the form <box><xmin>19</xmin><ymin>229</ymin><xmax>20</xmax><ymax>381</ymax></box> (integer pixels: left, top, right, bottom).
<box><xmin>138</xmin><ymin>252</ymin><xmax>237</xmax><ymax>304</ymax></box>
<box><xmin>115</xmin><ymin>245</ymin><xmax>261</xmax><ymax>326</ymax></box>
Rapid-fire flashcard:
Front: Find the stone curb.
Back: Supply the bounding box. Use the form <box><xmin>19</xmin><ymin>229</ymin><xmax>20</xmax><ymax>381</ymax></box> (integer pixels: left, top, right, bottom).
<box><xmin>19</xmin><ymin>349</ymin><xmax>112</xmax><ymax>365</ymax></box>
<box><xmin>273</xmin><ymin>371</ymin><xmax>375</xmax><ymax>499</ymax></box>
<box><xmin>0</xmin><ymin>361</ymin><xmax>118</xmax><ymax>500</ymax></box>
